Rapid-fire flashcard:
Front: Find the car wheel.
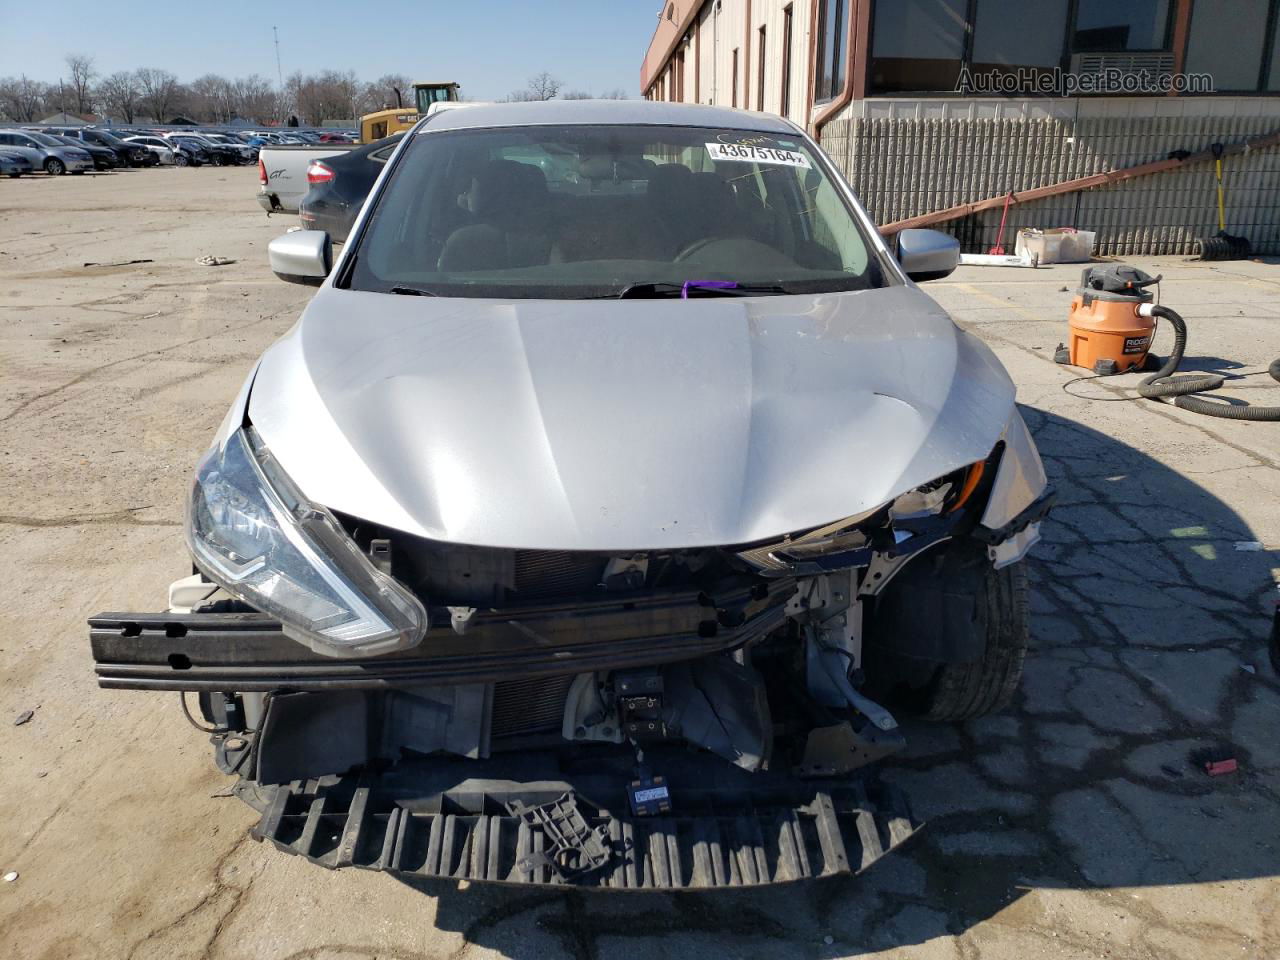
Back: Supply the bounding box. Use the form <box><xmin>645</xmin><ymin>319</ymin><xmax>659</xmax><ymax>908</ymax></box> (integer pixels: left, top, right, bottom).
<box><xmin>862</xmin><ymin>543</ymin><xmax>1029</xmax><ymax>722</ymax></box>
<box><xmin>174</xmin><ymin>154</ymin><xmax>189</xmax><ymax>166</ymax></box>
<box><xmin>44</xmin><ymin>157</ymin><xmax>66</xmax><ymax>176</ymax></box>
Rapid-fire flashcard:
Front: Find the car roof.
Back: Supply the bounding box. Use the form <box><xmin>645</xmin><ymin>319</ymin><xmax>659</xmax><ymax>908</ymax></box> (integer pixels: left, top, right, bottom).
<box><xmin>420</xmin><ymin>99</ymin><xmax>801</xmax><ymax>136</ymax></box>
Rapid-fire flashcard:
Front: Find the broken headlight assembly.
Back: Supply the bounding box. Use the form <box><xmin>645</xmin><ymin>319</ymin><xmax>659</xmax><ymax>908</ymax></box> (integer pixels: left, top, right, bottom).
<box><xmin>185</xmin><ymin>427</ymin><xmax>427</xmax><ymax>657</ymax></box>
<box><xmin>735</xmin><ymin>461</ymin><xmax>987</xmax><ymax>576</ymax></box>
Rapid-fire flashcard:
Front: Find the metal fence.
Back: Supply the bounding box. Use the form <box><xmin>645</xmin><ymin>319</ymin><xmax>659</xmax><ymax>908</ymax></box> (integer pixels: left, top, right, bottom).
<box><xmin>820</xmin><ymin>114</ymin><xmax>1280</xmax><ymax>255</ymax></box>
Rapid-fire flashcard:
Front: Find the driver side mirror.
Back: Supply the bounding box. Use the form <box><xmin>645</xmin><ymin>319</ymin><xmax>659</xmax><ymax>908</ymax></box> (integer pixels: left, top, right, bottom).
<box><xmin>268</xmin><ymin>230</ymin><xmax>332</xmax><ymax>286</ymax></box>
<box><xmin>896</xmin><ymin>228</ymin><xmax>960</xmax><ymax>282</ymax></box>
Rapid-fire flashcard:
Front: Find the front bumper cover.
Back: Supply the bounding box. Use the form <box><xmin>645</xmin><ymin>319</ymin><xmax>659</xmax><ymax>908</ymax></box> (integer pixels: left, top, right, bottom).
<box><xmin>243</xmin><ymin>752</ymin><xmax>919</xmax><ymax>889</ymax></box>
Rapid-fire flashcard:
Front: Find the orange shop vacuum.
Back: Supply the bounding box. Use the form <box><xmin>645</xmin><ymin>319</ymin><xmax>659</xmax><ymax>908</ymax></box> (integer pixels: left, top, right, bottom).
<box><xmin>1054</xmin><ymin>264</ymin><xmax>1161</xmax><ymax>376</ymax></box>
<box><xmin>1055</xmin><ymin>263</ymin><xmax>1280</xmax><ymax>421</ymax></box>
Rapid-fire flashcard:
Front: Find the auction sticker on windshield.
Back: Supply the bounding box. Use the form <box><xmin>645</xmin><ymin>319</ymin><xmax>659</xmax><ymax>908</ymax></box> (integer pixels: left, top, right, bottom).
<box><xmin>706</xmin><ymin>142</ymin><xmax>811</xmax><ymax>168</ymax></box>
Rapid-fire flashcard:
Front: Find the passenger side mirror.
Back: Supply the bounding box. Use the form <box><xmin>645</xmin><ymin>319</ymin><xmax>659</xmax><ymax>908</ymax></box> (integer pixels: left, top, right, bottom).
<box><xmin>268</xmin><ymin>230</ymin><xmax>332</xmax><ymax>286</ymax></box>
<box><xmin>896</xmin><ymin>228</ymin><xmax>960</xmax><ymax>282</ymax></box>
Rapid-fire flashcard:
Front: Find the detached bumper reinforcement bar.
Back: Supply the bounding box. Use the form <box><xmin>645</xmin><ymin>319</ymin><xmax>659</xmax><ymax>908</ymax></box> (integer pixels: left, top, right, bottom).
<box><xmin>89</xmin><ymin>582</ymin><xmax>792</xmax><ymax>692</ymax></box>
<box><xmin>249</xmin><ymin>774</ymin><xmax>920</xmax><ymax>889</ymax></box>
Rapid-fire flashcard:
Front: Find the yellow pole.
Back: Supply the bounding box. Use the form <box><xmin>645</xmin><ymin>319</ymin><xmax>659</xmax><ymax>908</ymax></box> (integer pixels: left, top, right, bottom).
<box><xmin>1215</xmin><ymin>157</ymin><xmax>1226</xmax><ymax>232</ymax></box>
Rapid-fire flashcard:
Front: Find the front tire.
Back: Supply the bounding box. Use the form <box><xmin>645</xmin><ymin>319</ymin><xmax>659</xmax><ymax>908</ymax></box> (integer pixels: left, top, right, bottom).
<box><xmin>174</xmin><ymin>153</ymin><xmax>189</xmax><ymax>167</ymax></box>
<box><xmin>44</xmin><ymin>157</ymin><xmax>66</xmax><ymax>176</ymax></box>
<box><xmin>863</xmin><ymin>545</ymin><xmax>1030</xmax><ymax>722</ymax></box>
<box><xmin>915</xmin><ymin>561</ymin><xmax>1028</xmax><ymax>721</ymax></box>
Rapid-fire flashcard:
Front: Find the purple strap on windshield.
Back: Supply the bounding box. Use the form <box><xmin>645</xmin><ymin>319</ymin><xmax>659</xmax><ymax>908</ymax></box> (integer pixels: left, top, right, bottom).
<box><xmin>681</xmin><ymin>281</ymin><xmax>738</xmax><ymax>299</ymax></box>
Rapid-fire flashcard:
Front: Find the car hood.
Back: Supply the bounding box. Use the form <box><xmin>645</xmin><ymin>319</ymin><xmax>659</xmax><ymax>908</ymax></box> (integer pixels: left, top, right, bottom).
<box><xmin>247</xmin><ymin>284</ymin><xmax>1015</xmax><ymax>550</ymax></box>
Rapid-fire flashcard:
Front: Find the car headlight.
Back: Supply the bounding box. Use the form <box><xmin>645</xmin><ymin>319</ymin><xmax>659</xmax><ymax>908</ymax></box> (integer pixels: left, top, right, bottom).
<box><xmin>185</xmin><ymin>427</ymin><xmax>427</xmax><ymax>657</ymax></box>
<box><xmin>735</xmin><ymin>461</ymin><xmax>989</xmax><ymax>576</ymax></box>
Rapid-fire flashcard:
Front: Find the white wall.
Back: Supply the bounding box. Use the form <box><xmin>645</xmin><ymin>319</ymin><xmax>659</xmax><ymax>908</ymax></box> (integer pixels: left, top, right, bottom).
<box><xmin>659</xmin><ymin>0</ymin><xmax>815</xmax><ymax>126</ymax></box>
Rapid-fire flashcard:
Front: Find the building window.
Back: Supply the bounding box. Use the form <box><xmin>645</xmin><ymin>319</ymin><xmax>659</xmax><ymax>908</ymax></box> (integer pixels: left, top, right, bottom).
<box><xmin>815</xmin><ymin>0</ymin><xmax>848</xmax><ymax>102</ymax></box>
<box><xmin>973</xmin><ymin>0</ymin><xmax>1069</xmax><ymax>75</ymax></box>
<box><xmin>732</xmin><ymin>47</ymin><xmax>740</xmax><ymax>107</ymax></box>
<box><xmin>757</xmin><ymin>26</ymin><xmax>767</xmax><ymax>110</ymax></box>
<box><xmin>867</xmin><ymin>0</ymin><xmax>1223</xmax><ymax>94</ymax></box>
<box><xmin>781</xmin><ymin>4</ymin><xmax>794</xmax><ymax>116</ymax></box>
<box><xmin>870</xmin><ymin>0</ymin><xmax>967</xmax><ymax>94</ymax></box>
<box><xmin>1187</xmin><ymin>0</ymin><xmax>1270</xmax><ymax>91</ymax></box>
<box><xmin>1269</xmin><ymin>6</ymin><xmax>1280</xmax><ymax>89</ymax></box>
<box><xmin>1073</xmin><ymin>0</ymin><xmax>1171</xmax><ymax>52</ymax></box>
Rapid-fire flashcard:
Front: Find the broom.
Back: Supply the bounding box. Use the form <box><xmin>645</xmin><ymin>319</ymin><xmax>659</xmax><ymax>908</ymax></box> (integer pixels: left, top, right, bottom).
<box><xmin>1198</xmin><ymin>143</ymin><xmax>1252</xmax><ymax>261</ymax></box>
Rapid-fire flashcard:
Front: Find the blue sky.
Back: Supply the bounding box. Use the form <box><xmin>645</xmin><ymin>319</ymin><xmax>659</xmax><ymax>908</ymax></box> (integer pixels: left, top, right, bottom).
<box><xmin>0</xmin><ymin>0</ymin><xmax>662</xmax><ymax>100</ymax></box>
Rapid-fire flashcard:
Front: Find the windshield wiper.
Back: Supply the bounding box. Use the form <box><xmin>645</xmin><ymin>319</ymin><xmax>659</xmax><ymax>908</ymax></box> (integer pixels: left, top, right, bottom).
<box><xmin>388</xmin><ymin>285</ymin><xmax>439</xmax><ymax>297</ymax></box>
<box><xmin>606</xmin><ymin>281</ymin><xmax>793</xmax><ymax>299</ymax></box>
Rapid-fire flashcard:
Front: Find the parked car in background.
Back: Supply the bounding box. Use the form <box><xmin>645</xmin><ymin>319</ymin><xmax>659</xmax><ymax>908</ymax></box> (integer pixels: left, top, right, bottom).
<box><xmin>120</xmin><ymin>135</ymin><xmax>176</xmax><ymax>165</ymax></box>
<box><xmin>0</xmin><ymin>129</ymin><xmax>93</xmax><ymax>174</ymax></box>
<box><xmin>0</xmin><ymin>151</ymin><xmax>34</xmax><ymax>177</ymax></box>
<box><xmin>45</xmin><ymin>127</ymin><xmax>153</xmax><ymax>167</ymax></box>
<box><xmin>167</xmin><ymin>138</ymin><xmax>209</xmax><ymax>167</ymax></box>
<box><xmin>47</xmin><ymin>133</ymin><xmax>117</xmax><ymax>171</ymax></box>
<box><xmin>298</xmin><ymin>135</ymin><xmax>400</xmax><ymax>241</ymax></box>
<box><xmin>204</xmin><ymin>133</ymin><xmax>257</xmax><ymax>163</ymax></box>
<box><xmin>163</xmin><ymin>133</ymin><xmax>236</xmax><ymax>166</ymax></box>
<box><xmin>257</xmin><ymin>141</ymin><xmax>355</xmax><ymax>214</ymax></box>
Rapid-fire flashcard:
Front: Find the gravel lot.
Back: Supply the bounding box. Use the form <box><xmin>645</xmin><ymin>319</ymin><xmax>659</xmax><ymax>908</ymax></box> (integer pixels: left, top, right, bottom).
<box><xmin>1</xmin><ymin>168</ymin><xmax>1278</xmax><ymax>959</ymax></box>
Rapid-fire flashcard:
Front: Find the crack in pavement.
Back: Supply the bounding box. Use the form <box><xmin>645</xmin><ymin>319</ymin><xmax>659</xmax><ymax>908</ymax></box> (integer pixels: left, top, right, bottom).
<box><xmin>0</xmin><ymin>303</ymin><xmax>295</xmax><ymax>425</ymax></box>
<box><xmin>0</xmin><ymin>508</ymin><xmax>180</xmax><ymax>528</ymax></box>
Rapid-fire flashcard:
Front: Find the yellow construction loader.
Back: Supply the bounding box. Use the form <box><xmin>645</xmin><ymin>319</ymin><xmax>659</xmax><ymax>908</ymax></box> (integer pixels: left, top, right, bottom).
<box><xmin>359</xmin><ymin>82</ymin><xmax>461</xmax><ymax>142</ymax></box>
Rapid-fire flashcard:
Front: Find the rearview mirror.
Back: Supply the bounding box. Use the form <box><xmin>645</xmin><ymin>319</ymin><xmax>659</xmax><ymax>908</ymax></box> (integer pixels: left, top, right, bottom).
<box><xmin>268</xmin><ymin>230</ymin><xmax>332</xmax><ymax>286</ymax></box>
<box><xmin>896</xmin><ymin>228</ymin><xmax>960</xmax><ymax>282</ymax></box>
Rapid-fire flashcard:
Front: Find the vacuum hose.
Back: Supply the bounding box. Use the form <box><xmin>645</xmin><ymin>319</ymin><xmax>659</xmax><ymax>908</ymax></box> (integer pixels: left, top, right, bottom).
<box><xmin>1138</xmin><ymin>304</ymin><xmax>1280</xmax><ymax>420</ymax></box>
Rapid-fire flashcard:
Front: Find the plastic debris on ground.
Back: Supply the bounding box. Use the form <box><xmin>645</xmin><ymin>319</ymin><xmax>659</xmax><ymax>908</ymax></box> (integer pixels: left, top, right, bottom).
<box><xmin>958</xmin><ymin>252</ymin><xmax>1039</xmax><ymax>268</ymax></box>
<box><xmin>1015</xmin><ymin>227</ymin><xmax>1097</xmax><ymax>264</ymax></box>
<box><xmin>1205</xmin><ymin>759</ymin><xmax>1239</xmax><ymax>776</ymax></box>
<box><xmin>14</xmin><ymin>709</ymin><xmax>33</xmax><ymax>726</ymax></box>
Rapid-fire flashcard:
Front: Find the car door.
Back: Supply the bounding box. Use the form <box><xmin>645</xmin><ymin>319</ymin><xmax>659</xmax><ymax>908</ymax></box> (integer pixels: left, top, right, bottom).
<box><xmin>0</xmin><ymin>132</ymin><xmax>42</xmax><ymax>165</ymax></box>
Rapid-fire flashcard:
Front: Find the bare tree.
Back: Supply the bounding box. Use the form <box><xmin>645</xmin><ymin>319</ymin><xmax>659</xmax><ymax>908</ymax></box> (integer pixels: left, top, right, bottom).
<box><xmin>368</xmin><ymin>73</ymin><xmax>412</xmax><ymax>109</ymax></box>
<box><xmin>526</xmin><ymin>72</ymin><xmax>562</xmax><ymax>101</ymax></box>
<box><xmin>561</xmin><ymin>90</ymin><xmax>592</xmax><ymax>100</ymax></box>
<box><xmin>0</xmin><ymin>75</ymin><xmax>47</xmax><ymax>122</ymax></box>
<box><xmin>288</xmin><ymin>70</ymin><xmax>364</xmax><ymax>126</ymax></box>
<box><xmin>190</xmin><ymin>74</ymin><xmax>235</xmax><ymax>123</ymax></box>
<box><xmin>97</xmin><ymin>71</ymin><xmax>141</xmax><ymax>123</ymax></box>
<box><xmin>136</xmin><ymin>67</ymin><xmax>181</xmax><ymax>122</ymax></box>
<box><xmin>65</xmin><ymin>53</ymin><xmax>96</xmax><ymax>114</ymax></box>
<box><xmin>598</xmin><ymin>88</ymin><xmax>630</xmax><ymax>100</ymax></box>
<box><xmin>232</xmin><ymin>74</ymin><xmax>276</xmax><ymax>123</ymax></box>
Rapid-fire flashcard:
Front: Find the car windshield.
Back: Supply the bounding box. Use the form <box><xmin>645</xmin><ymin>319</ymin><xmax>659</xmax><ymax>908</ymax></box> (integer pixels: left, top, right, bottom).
<box><xmin>347</xmin><ymin>123</ymin><xmax>893</xmax><ymax>299</ymax></box>
<box><xmin>92</xmin><ymin>131</ymin><xmax>127</xmax><ymax>146</ymax></box>
<box><xmin>28</xmin><ymin>132</ymin><xmax>65</xmax><ymax>147</ymax></box>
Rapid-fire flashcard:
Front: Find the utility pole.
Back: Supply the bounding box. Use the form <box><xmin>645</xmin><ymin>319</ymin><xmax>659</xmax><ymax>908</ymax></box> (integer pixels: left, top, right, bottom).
<box><xmin>273</xmin><ymin>26</ymin><xmax>285</xmax><ymax>123</ymax></box>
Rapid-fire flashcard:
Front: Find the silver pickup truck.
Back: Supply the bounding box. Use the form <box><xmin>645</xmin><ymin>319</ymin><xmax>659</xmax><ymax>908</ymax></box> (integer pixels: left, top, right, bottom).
<box><xmin>257</xmin><ymin>144</ymin><xmax>355</xmax><ymax>215</ymax></box>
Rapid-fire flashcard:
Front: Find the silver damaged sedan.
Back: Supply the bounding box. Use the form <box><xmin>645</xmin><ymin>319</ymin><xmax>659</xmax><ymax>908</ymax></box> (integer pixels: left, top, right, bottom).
<box><xmin>91</xmin><ymin>101</ymin><xmax>1052</xmax><ymax>890</ymax></box>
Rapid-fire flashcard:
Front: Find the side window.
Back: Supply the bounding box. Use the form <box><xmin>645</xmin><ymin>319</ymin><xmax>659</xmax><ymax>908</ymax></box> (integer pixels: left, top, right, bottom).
<box><xmin>0</xmin><ymin>134</ymin><xmax>12</xmax><ymax>145</ymax></box>
<box><xmin>370</xmin><ymin>146</ymin><xmax>395</xmax><ymax>163</ymax></box>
